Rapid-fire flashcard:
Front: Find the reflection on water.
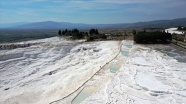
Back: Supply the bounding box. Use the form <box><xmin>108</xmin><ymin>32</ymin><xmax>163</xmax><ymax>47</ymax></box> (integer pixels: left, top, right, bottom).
<box><xmin>110</xmin><ymin>64</ymin><xmax>120</xmax><ymax>73</ymax></box>
<box><xmin>155</xmin><ymin>45</ymin><xmax>186</xmax><ymax>63</ymax></box>
<box><xmin>161</xmin><ymin>50</ymin><xmax>179</xmax><ymax>57</ymax></box>
<box><xmin>124</xmin><ymin>44</ymin><xmax>132</xmax><ymax>48</ymax></box>
<box><xmin>121</xmin><ymin>51</ymin><xmax>129</xmax><ymax>56</ymax></box>
<box><xmin>72</xmin><ymin>87</ymin><xmax>95</xmax><ymax>104</ymax></box>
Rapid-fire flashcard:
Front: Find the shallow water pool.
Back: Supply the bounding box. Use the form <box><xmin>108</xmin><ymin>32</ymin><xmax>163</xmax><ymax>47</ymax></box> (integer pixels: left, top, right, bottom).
<box><xmin>72</xmin><ymin>87</ymin><xmax>95</xmax><ymax>104</ymax></box>
<box><xmin>124</xmin><ymin>44</ymin><xmax>132</xmax><ymax>48</ymax></box>
<box><xmin>121</xmin><ymin>51</ymin><xmax>129</xmax><ymax>56</ymax></box>
<box><xmin>110</xmin><ymin>64</ymin><xmax>120</xmax><ymax>73</ymax></box>
<box><xmin>155</xmin><ymin>45</ymin><xmax>186</xmax><ymax>63</ymax></box>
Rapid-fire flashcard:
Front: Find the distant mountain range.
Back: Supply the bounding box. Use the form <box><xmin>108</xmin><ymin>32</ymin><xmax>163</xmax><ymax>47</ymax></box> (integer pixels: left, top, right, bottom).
<box><xmin>1</xmin><ymin>18</ymin><xmax>186</xmax><ymax>30</ymax></box>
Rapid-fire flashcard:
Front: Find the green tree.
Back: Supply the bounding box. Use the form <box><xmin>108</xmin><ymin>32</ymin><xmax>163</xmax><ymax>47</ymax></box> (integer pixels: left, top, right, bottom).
<box><xmin>62</xmin><ymin>30</ymin><xmax>65</xmax><ymax>35</ymax></box>
<box><xmin>72</xmin><ymin>28</ymin><xmax>79</xmax><ymax>33</ymax></box>
<box><xmin>95</xmin><ymin>29</ymin><xmax>99</xmax><ymax>34</ymax></box>
<box><xmin>134</xmin><ymin>31</ymin><xmax>172</xmax><ymax>44</ymax></box>
<box><xmin>89</xmin><ymin>29</ymin><xmax>99</xmax><ymax>35</ymax></box>
<box><xmin>65</xmin><ymin>29</ymin><xmax>68</xmax><ymax>33</ymax></box>
<box><xmin>132</xmin><ymin>29</ymin><xmax>136</xmax><ymax>35</ymax></box>
<box><xmin>58</xmin><ymin>30</ymin><xmax>62</xmax><ymax>36</ymax></box>
<box><xmin>177</xmin><ymin>26</ymin><xmax>182</xmax><ymax>30</ymax></box>
<box><xmin>143</xmin><ymin>29</ymin><xmax>146</xmax><ymax>32</ymax></box>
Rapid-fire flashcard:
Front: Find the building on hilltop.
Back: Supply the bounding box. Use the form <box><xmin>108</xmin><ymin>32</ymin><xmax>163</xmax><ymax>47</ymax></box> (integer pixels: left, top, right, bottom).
<box><xmin>165</xmin><ymin>27</ymin><xmax>186</xmax><ymax>42</ymax></box>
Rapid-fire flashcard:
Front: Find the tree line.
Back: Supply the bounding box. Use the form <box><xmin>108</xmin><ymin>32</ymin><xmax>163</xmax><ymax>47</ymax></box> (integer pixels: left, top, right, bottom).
<box><xmin>134</xmin><ymin>31</ymin><xmax>172</xmax><ymax>44</ymax></box>
<box><xmin>58</xmin><ymin>29</ymin><xmax>106</xmax><ymax>40</ymax></box>
<box><xmin>58</xmin><ymin>29</ymin><xmax>86</xmax><ymax>39</ymax></box>
<box><xmin>177</xmin><ymin>26</ymin><xmax>186</xmax><ymax>31</ymax></box>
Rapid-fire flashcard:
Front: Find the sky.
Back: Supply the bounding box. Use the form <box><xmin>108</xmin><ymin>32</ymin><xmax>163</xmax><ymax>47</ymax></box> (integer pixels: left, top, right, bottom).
<box><xmin>0</xmin><ymin>0</ymin><xmax>186</xmax><ymax>24</ymax></box>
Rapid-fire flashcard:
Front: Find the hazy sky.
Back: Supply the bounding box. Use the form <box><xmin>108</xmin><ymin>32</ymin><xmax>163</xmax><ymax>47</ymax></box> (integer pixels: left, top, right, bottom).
<box><xmin>0</xmin><ymin>0</ymin><xmax>186</xmax><ymax>24</ymax></box>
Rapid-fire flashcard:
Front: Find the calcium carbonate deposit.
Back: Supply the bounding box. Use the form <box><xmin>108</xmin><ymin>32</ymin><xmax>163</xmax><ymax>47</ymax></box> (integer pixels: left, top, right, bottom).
<box><xmin>0</xmin><ymin>37</ymin><xmax>120</xmax><ymax>104</ymax></box>
<box><xmin>82</xmin><ymin>43</ymin><xmax>186</xmax><ymax>104</ymax></box>
<box><xmin>0</xmin><ymin>37</ymin><xmax>186</xmax><ymax>104</ymax></box>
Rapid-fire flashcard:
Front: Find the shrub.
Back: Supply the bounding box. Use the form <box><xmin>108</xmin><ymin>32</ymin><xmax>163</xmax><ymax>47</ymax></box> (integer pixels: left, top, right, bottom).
<box><xmin>134</xmin><ymin>31</ymin><xmax>172</xmax><ymax>44</ymax></box>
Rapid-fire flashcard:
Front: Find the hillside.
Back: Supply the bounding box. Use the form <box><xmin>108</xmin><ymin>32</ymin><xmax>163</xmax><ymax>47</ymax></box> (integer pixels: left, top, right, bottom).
<box><xmin>1</xmin><ymin>18</ymin><xmax>186</xmax><ymax>30</ymax></box>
